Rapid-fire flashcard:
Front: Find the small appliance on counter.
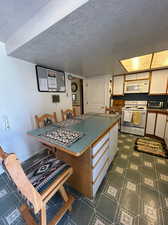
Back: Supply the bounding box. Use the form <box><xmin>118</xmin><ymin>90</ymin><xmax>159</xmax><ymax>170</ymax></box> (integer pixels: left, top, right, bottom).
<box><xmin>147</xmin><ymin>101</ymin><xmax>164</xmax><ymax>109</ymax></box>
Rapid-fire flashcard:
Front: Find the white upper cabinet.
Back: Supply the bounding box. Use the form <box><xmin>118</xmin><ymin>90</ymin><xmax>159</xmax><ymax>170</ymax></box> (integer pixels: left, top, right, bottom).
<box><xmin>125</xmin><ymin>72</ymin><xmax>149</xmax><ymax>81</ymax></box>
<box><xmin>125</xmin><ymin>74</ymin><xmax>137</xmax><ymax>80</ymax></box>
<box><xmin>150</xmin><ymin>70</ymin><xmax>168</xmax><ymax>95</ymax></box>
<box><xmin>136</xmin><ymin>72</ymin><xmax>150</xmax><ymax>80</ymax></box>
<box><xmin>155</xmin><ymin>114</ymin><xmax>167</xmax><ymax>138</ymax></box>
<box><xmin>113</xmin><ymin>75</ymin><xmax>124</xmax><ymax>96</ymax></box>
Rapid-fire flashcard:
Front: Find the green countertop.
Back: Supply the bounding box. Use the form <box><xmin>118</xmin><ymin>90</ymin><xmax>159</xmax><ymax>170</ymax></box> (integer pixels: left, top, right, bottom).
<box><xmin>28</xmin><ymin>114</ymin><xmax>120</xmax><ymax>156</ymax></box>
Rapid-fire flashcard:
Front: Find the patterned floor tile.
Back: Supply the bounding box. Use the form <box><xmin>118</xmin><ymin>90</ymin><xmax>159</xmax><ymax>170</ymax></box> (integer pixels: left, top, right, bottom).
<box><xmin>160</xmin><ymin>193</ymin><xmax>168</xmax><ymax>210</ymax></box>
<box><xmin>126</xmin><ymin>181</ymin><xmax>137</xmax><ymax>192</ymax></box>
<box><xmin>157</xmin><ymin>180</ymin><xmax>168</xmax><ymax>197</ymax></box>
<box><xmin>96</xmin><ymin>194</ymin><xmax>118</xmax><ymax>223</ymax></box>
<box><xmin>129</xmin><ymin>163</ymin><xmax>138</xmax><ymax>171</ymax></box>
<box><xmin>89</xmin><ymin>214</ymin><xmax>111</xmax><ymax>225</ymax></box>
<box><xmin>144</xmin><ymin>161</ymin><xmax>153</xmax><ymax>168</ymax></box>
<box><xmin>121</xmin><ymin>154</ymin><xmax>128</xmax><ymax>160</ymax></box>
<box><xmin>160</xmin><ymin>174</ymin><xmax>168</xmax><ymax>182</ymax></box>
<box><xmin>114</xmin><ymin>166</ymin><xmax>124</xmax><ymax>175</ymax></box>
<box><xmin>141</xmin><ymin>185</ymin><xmax>160</xmax><ymax>208</ymax></box>
<box><xmin>155</xmin><ymin>163</ymin><xmax>168</xmax><ymax>175</ymax></box>
<box><xmin>70</xmin><ymin>199</ymin><xmax>94</xmax><ymax>225</ymax></box>
<box><xmin>120</xmin><ymin>189</ymin><xmax>140</xmax><ymax>215</ymax></box>
<box><xmin>123</xmin><ymin>145</ymin><xmax>131</xmax><ymax>150</ymax></box>
<box><xmin>140</xmin><ymin>202</ymin><xmax>162</xmax><ymax>225</ymax></box>
<box><xmin>132</xmin><ymin>152</ymin><xmax>140</xmax><ymax>158</ymax></box>
<box><xmin>107</xmin><ymin>173</ymin><xmax>124</xmax><ymax>189</ymax></box>
<box><xmin>162</xmin><ymin>209</ymin><xmax>168</xmax><ymax>225</ymax></box>
<box><xmin>156</xmin><ymin>158</ymin><xmax>166</xmax><ymax>165</ymax></box>
<box><xmin>143</xmin><ymin>177</ymin><xmax>155</xmax><ymax>189</ymax></box>
<box><xmin>115</xmin><ymin>209</ymin><xmax>136</xmax><ymax>225</ymax></box>
<box><xmin>125</xmin><ymin>169</ymin><xmax>141</xmax><ymax>184</ymax></box>
<box><xmin>140</xmin><ymin>167</ymin><xmax>157</xmax><ymax>180</ymax></box>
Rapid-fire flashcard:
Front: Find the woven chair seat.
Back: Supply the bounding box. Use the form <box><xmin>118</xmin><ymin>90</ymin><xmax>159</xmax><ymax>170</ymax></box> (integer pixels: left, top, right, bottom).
<box><xmin>24</xmin><ymin>151</ymin><xmax>70</xmax><ymax>193</ymax></box>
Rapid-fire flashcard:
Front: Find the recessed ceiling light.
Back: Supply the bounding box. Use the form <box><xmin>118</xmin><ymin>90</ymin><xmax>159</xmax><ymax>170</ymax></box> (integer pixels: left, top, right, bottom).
<box><xmin>152</xmin><ymin>50</ymin><xmax>168</xmax><ymax>68</ymax></box>
<box><xmin>120</xmin><ymin>54</ymin><xmax>152</xmax><ymax>72</ymax></box>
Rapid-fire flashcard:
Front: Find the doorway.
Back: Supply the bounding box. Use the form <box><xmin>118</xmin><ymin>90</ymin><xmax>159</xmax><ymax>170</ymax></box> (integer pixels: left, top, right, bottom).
<box><xmin>71</xmin><ymin>78</ymin><xmax>84</xmax><ymax>115</ymax></box>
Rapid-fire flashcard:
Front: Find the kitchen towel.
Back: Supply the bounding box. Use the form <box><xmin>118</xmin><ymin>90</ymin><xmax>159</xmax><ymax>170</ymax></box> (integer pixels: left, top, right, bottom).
<box><xmin>132</xmin><ymin>111</ymin><xmax>141</xmax><ymax>125</ymax></box>
<box><xmin>124</xmin><ymin>111</ymin><xmax>132</xmax><ymax>122</ymax></box>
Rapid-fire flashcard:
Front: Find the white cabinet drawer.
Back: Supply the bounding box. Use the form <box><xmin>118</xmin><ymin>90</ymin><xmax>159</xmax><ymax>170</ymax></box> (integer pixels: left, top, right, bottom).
<box><xmin>92</xmin><ymin>158</ymin><xmax>109</xmax><ymax>197</ymax></box>
<box><xmin>92</xmin><ymin>141</ymin><xmax>109</xmax><ymax>167</ymax></box>
<box><xmin>92</xmin><ymin>133</ymin><xmax>109</xmax><ymax>156</ymax></box>
<box><xmin>92</xmin><ymin>149</ymin><xmax>109</xmax><ymax>182</ymax></box>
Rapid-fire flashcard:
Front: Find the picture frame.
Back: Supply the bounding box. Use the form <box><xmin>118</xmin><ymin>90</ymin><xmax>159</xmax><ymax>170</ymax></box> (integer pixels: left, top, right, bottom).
<box><xmin>36</xmin><ymin>65</ymin><xmax>66</xmax><ymax>92</ymax></box>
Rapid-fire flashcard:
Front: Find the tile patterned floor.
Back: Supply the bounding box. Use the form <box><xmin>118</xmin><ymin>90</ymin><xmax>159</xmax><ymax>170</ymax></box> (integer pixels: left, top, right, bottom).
<box><xmin>1</xmin><ymin>133</ymin><xmax>168</xmax><ymax>225</ymax></box>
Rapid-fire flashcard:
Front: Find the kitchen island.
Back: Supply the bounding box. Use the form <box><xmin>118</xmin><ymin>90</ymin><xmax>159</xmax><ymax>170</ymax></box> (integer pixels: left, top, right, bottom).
<box><xmin>28</xmin><ymin>114</ymin><xmax>120</xmax><ymax>198</ymax></box>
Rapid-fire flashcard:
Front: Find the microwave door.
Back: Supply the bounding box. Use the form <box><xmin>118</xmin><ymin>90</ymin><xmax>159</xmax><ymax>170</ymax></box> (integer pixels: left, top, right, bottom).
<box><xmin>125</xmin><ymin>84</ymin><xmax>140</xmax><ymax>93</ymax></box>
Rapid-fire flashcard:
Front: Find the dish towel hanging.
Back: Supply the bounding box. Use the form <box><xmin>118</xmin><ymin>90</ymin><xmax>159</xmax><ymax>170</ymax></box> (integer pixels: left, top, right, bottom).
<box><xmin>124</xmin><ymin>111</ymin><xmax>133</xmax><ymax>122</ymax></box>
<box><xmin>132</xmin><ymin>111</ymin><xmax>141</xmax><ymax>125</ymax></box>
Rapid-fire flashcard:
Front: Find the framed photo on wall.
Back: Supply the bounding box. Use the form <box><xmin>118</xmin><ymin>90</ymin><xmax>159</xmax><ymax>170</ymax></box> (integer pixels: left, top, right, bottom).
<box><xmin>36</xmin><ymin>65</ymin><xmax>66</xmax><ymax>92</ymax></box>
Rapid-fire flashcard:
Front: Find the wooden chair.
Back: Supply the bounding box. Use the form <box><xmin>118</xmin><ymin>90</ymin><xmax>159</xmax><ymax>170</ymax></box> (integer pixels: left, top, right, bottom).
<box><xmin>0</xmin><ymin>146</ymin><xmax>74</xmax><ymax>225</ymax></box>
<box><xmin>35</xmin><ymin>113</ymin><xmax>58</xmax><ymax>154</ymax></box>
<box><xmin>35</xmin><ymin>112</ymin><xmax>57</xmax><ymax>128</ymax></box>
<box><xmin>61</xmin><ymin>109</ymin><xmax>76</xmax><ymax>121</ymax></box>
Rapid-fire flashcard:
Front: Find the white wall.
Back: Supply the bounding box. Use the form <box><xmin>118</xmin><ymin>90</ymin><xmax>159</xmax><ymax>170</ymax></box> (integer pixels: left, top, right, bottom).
<box><xmin>83</xmin><ymin>75</ymin><xmax>112</xmax><ymax>113</ymax></box>
<box><xmin>0</xmin><ymin>42</ymin><xmax>72</xmax><ymax>173</ymax></box>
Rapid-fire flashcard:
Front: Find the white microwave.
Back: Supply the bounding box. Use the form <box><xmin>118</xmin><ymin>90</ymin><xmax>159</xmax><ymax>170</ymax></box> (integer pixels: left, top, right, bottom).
<box><xmin>124</xmin><ymin>80</ymin><xmax>149</xmax><ymax>93</ymax></box>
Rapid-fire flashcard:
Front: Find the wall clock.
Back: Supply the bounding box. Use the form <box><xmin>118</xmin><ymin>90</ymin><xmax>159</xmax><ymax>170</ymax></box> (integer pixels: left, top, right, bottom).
<box><xmin>71</xmin><ymin>82</ymin><xmax>78</xmax><ymax>92</ymax></box>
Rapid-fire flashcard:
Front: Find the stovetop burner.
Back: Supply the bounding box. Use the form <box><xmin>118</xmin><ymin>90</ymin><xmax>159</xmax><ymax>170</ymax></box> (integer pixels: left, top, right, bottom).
<box><xmin>40</xmin><ymin>127</ymin><xmax>84</xmax><ymax>146</ymax></box>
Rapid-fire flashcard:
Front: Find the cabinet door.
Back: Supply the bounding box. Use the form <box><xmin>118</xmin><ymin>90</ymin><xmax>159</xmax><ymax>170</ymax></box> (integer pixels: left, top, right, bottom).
<box><xmin>146</xmin><ymin>112</ymin><xmax>156</xmax><ymax>135</ymax></box>
<box><xmin>164</xmin><ymin>120</ymin><xmax>168</xmax><ymax>147</ymax></box>
<box><xmin>125</xmin><ymin>74</ymin><xmax>137</xmax><ymax>81</ymax></box>
<box><xmin>150</xmin><ymin>70</ymin><xmax>168</xmax><ymax>94</ymax></box>
<box><xmin>155</xmin><ymin>114</ymin><xmax>167</xmax><ymax>138</ymax></box>
<box><xmin>136</xmin><ymin>72</ymin><xmax>150</xmax><ymax>80</ymax></box>
<box><xmin>113</xmin><ymin>75</ymin><xmax>124</xmax><ymax>95</ymax></box>
<box><xmin>109</xmin><ymin>123</ymin><xmax>118</xmax><ymax>164</ymax></box>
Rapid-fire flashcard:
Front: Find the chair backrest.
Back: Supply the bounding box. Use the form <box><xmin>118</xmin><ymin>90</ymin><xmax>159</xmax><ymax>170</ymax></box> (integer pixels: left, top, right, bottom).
<box><xmin>105</xmin><ymin>107</ymin><xmax>115</xmax><ymax>114</ymax></box>
<box><xmin>0</xmin><ymin>146</ymin><xmax>43</xmax><ymax>213</ymax></box>
<box><xmin>61</xmin><ymin>109</ymin><xmax>76</xmax><ymax>121</ymax></box>
<box><xmin>35</xmin><ymin>112</ymin><xmax>57</xmax><ymax>128</ymax></box>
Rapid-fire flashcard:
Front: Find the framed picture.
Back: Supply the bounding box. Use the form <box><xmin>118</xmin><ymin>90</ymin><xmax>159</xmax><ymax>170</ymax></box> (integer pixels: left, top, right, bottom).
<box><xmin>36</xmin><ymin>65</ymin><xmax>66</xmax><ymax>92</ymax></box>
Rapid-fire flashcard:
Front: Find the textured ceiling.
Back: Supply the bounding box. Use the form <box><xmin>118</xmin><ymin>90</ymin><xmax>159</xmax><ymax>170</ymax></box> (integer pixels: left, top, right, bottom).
<box><xmin>3</xmin><ymin>0</ymin><xmax>168</xmax><ymax>76</ymax></box>
<box><xmin>0</xmin><ymin>0</ymin><xmax>51</xmax><ymax>42</ymax></box>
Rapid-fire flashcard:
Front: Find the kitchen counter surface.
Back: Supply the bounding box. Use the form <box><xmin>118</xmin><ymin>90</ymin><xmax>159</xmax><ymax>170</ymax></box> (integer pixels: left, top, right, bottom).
<box><xmin>147</xmin><ymin>109</ymin><xmax>168</xmax><ymax>115</ymax></box>
<box><xmin>28</xmin><ymin>114</ymin><xmax>120</xmax><ymax>157</ymax></box>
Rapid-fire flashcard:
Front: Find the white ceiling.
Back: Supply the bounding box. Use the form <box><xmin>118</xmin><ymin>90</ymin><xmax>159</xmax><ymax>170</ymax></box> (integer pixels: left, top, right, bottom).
<box><xmin>0</xmin><ymin>0</ymin><xmax>51</xmax><ymax>42</ymax></box>
<box><xmin>1</xmin><ymin>0</ymin><xmax>168</xmax><ymax>76</ymax></box>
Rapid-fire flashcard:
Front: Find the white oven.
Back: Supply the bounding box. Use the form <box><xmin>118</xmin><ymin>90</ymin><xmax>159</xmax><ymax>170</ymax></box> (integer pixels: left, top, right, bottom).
<box><xmin>121</xmin><ymin>101</ymin><xmax>147</xmax><ymax>136</ymax></box>
<box><xmin>124</xmin><ymin>80</ymin><xmax>149</xmax><ymax>93</ymax></box>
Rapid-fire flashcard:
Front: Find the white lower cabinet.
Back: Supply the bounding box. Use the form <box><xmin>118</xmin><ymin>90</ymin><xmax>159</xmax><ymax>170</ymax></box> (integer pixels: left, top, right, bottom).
<box><xmin>91</xmin><ymin>122</ymin><xmax>118</xmax><ymax>197</ymax></box>
<box><xmin>164</xmin><ymin>120</ymin><xmax>168</xmax><ymax>147</ymax></box>
<box><xmin>146</xmin><ymin>112</ymin><xmax>156</xmax><ymax>135</ymax></box>
<box><xmin>109</xmin><ymin>123</ymin><xmax>118</xmax><ymax>165</ymax></box>
<box><xmin>155</xmin><ymin>114</ymin><xmax>167</xmax><ymax>138</ymax></box>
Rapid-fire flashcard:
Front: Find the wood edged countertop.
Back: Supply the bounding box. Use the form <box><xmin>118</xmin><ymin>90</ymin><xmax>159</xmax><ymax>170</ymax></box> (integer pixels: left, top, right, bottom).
<box><xmin>147</xmin><ymin>109</ymin><xmax>168</xmax><ymax>115</ymax></box>
<box><xmin>27</xmin><ymin>114</ymin><xmax>120</xmax><ymax>157</ymax></box>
